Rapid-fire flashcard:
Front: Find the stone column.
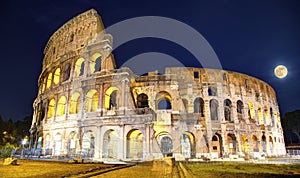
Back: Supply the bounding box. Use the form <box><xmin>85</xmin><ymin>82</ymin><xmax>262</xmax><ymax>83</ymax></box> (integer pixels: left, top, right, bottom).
<box><xmin>94</xmin><ymin>126</ymin><xmax>101</xmax><ymax>159</ymax></box>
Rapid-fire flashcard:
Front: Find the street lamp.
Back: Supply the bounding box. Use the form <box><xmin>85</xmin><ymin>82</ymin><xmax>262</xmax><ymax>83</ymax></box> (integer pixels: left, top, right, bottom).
<box><xmin>21</xmin><ymin>137</ymin><xmax>28</xmax><ymax>159</ymax></box>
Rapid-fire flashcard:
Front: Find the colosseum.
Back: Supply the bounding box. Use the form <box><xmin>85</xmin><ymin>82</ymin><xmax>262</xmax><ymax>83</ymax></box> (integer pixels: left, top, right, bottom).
<box><xmin>29</xmin><ymin>9</ymin><xmax>286</xmax><ymax>161</ymax></box>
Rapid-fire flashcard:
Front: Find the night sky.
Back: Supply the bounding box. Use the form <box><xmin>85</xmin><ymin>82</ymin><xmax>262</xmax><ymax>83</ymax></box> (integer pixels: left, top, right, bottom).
<box><xmin>0</xmin><ymin>0</ymin><xmax>299</xmax><ymax>121</ymax></box>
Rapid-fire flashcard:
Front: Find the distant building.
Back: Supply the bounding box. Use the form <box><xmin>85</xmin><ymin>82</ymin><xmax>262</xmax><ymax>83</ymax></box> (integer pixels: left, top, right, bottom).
<box><xmin>29</xmin><ymin>9</ymin><xmax>286</xmax><ymax>161</ymax></box>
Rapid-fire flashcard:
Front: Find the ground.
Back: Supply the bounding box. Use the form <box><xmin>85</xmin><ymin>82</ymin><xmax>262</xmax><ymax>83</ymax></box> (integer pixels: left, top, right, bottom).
<box><xmin>0</xmin><ymin>159</ymin><xmax>112</xmax><ymax>178</ymax></box>
<box><xmin>0</xmin><ymin>159</ymin><xmax>300</xmax><ymax>178</ymax></box>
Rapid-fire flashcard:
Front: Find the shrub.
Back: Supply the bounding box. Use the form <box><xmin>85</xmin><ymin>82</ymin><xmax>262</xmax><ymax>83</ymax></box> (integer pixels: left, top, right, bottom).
<box><xmin>0</xmin><ymin>143</ymin><xmax>15</xmax><ymax>158</ymax></box>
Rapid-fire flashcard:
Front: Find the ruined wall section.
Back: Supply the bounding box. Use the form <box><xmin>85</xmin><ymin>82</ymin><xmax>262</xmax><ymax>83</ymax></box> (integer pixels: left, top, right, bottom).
<box><xmin>42</xmin><ymin>9</ymin><xmax>104</xmax><ymax>71</ymax></box>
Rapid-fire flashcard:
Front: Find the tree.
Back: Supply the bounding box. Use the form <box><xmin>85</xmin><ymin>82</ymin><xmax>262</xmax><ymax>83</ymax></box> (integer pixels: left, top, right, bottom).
<box><xmin>282</xmin><ymin>110</ymin><xmax>300</xmax><ymax>144</ymax></box>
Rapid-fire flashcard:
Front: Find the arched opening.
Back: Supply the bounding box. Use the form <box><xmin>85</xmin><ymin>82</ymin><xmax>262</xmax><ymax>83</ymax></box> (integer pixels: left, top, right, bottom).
<box><xmin>274</xmin><ymin>110</ymin><xmax>280</xmax><ymax>128</ymax></box>
<box><xmin>264</xmin><ymin>106</ymin><xmax>270</xmax><ymax>125</ymax></box>
<box><xmin>194</xmin><ymin>97</ymin><xmax>204</xmax><ymax>117</ymax></box>
<box><xmin>241</xmin><ymin>135</ymin><xmax>249</xmax><ymax>155</ymax></box>
<box><xmin>74</xmin><ymin>58</ymin><xmax>85</xmax><ymax>77</ymax></box>
<box><xmin>270</xmin><ymin>107</ymin><xmax>274</xmax><ymax>126</ymax></box>
<box><xmin>90</xmin><ymin>53</ymin><xmax>102</xmax><ymax>73</ymax></box>
<box><xmin>54</xmin><ymin>133</ymin><xmax>62</xmax><ymax>156</ymax></box>
<box><xmin>180</xmin><ymin>132</ymin><xmax>196</xmax><ymax>158</ymax></box>
<box><xmin>53</xmin><ymin>68</ymin><xmax>61</xmax><ymax>85</ymax></box>
<box><xmin>37</xmin><ymin>136</ymin><xmax>43</xmax><ymax>155</ymax></box>
<box><xmin>126</xmin><ymin>129</ymin><xmax>144</xmax><ymax>159</ymax></box>
<box><xmin>208</xmin><ymin>86</ymin><xmax>217</xmax><ymax>96</ymax></box>
<box><xmin>224</xmin><ymin>99</ymin><xmax>232</xmax><ymax>121</ymax></box>
<box><xmin>156</xmin><ymin>91</ymin><xmax>172</xmax><ymax>110</ymax></box>
<box><xmin>69</xmin><ymin>92</ymin><xmax>80</xmax><ymax>114</ymax></box>
<box><xmin>103</xmin><ymin>130</ymin><xmax>119</xmax><ymax>159</ymax></box>
<box><xmin>137</xmin><ymin>93</ymin><xmax>149</xmax><ymax>108</ymax></box>
<box><xmin>237</xmin><ymin>100</ymin><xmax>244</xmax><ymax>114</ymax></box>
<box><xmin>47</xmin><ymin>99</ymin><xmax>55</xmax><ymax>118</ymax></box>
<box><xmin>56</xmin><ymin>96</ymin><xmax>66</xmax><ymax>116</ymax></box>
<box><xmin>262</xmin><ymin>134</ymin><xmax>266</xmax><ymax>153</ymax></box>
<box><xmin>257</xmin><ymin>105</ymin><xmax>263</xmax><ymax>125</ymax></box>
<box><xmin>227</xmin><ymin>133</ymin><xmax>237</xmax><ymax>154</ymax></box>
<box><xmin>62</xmin><ymin>63</ymin><xmax>71</xmax><ymax>82</ymax></box>
<box><xmin>252</xmin><ymin>135</ymin><xmax>259</xmax><ymax>152</ymax></box>
<box><xmin>82</xmin><ymin>131</ymin><xmax>95</xmax><ymax>158</ymax></box>
<box><xmin>105</xmin><ymin>87</ymin><xmax>119</xmax><ymax>110</ymax></box>
<box><xmin>248</xmin><ymin>102</ymin><xmax>255</xmax><ymax>120</ymax></box>
<box><xmin>86</xmin><ymin>90</ymin><xmax>98</xmax><ymax>112</ymax></box>
<box><xmin>269</xmin><ymin>136</ymin><xmax>273</xmax><ymax>154</ymax></box>
<box><xmin>210</xmin><ymin>99</ymin><xmax>219</xmax><ymax>120</ymax></box>
<box><xmin>157</xmin><ymin>132</ymin><xmax>173</xmax><ymax>157</ymax></box>
<box><xmin>68</xmin><ymin>132</ymin><xmax>77</xmax><ymax>157</ymax></box>
<box><xmin>46</xmin><ymin>73</ymin><xmax>52</xmax><ymax>89</ymax></box>
<box><xmin>45</xmin><ymin>134</ymin><xmax>51</xmax><ymax>155</ymax></box>
<box><xmin>212</xmin><ymin>134</ymin><xmax>222</xmax><ymax>158</ymax></box>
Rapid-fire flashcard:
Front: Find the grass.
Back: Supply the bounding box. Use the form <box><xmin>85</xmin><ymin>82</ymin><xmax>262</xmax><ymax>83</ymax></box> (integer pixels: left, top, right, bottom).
<box><xmin>1</xmin><ymin>159</ymin><xmax>300</xmax><ymax>178</ymax></box>
<box><xmin>185</xmin><ymin>162</ymin><xmax>300</xmax><ymax>177</ymax></box>
<box><xmin>0</xmin><ymin>159</ymin><xmax>112</xmax><ymax>178</ymax></box>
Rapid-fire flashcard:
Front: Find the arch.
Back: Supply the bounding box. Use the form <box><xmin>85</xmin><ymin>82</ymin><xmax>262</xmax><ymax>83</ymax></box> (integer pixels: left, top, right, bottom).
<box><xmin>212</xmin><ymin>133</ymin><xmax>222</xmax><ymax>158</ymax></box>
<box><xmin>126</xmin><ymin>129</ymin><xmax>144</xmax><ymax>159</ymax></box>
<box><xmin>237</xmin><ymin>100</ymin><xmax>244</xmax><ymax>114</ymax></box>
<box><xmin>74</xmin><ymin>58</ymin><xmax>85</xmax><ymax>77</ymax></box>
<box><xmin>56</xmin><ymin>96</ymin><xmax>66</xmax><ymax>116</ymax></box>
<box><xmin>194</xmin><ymin>97</ymin><xmax>204</xmax><ymax>117</ymax></box>
<box><xmin>210</xmin><ymin>99</ymin><xmax>219</xmax><ymax>120</ymax></box>
<box><xmin>180</xmin><ymin>132</ymin><xmax>196</xmax><ymax>158</ymax></box>
<box><xmin>37</xmin><ymin>136</ymin><xmax>43</xmax><ymax>152</ymax></box>
<box><xmin>248</xmin><ymin>102</ymin><xmax>255</xmax><ymax>120</ymax></box>
<box><xmin>273</xmin><ymin>109</ymin><xmax>280</xmax><ymax>128</ymax></box>
<box><xmin>45</xmin><ymin>134</ymin><xmax>52</xmax><ymax>155</ymax></box>
<box><xmin>90</xmin><ymin>53</ymin><xmax>102</xmax><ymax>73</ymax></box>
<box><xmin>137</xmin><ymin>93</ymin><xmax>149</xmax><ymax>108</ymax></box>
<box><xmin>208</xmin><ymin>86</ymin><xmax>217</xmax><ymax>96</ymax></box>
<box><xmin>62</xmin><ymin>63</ymin><xmax>71</xmax><ymax>82</ymax></box>
<box><xmin>54</xmin><ymin>133</ymin><xmax>62</xmax><ymax>156</ymax></box>
<box><xmin>47</xmin><ymin>99</ymin><xmax>55</xmax><ymax>118</ymax></box>
<box><xmin>252</xmin><ymin>135</ymin><xmax>259</xmax><ymax>152</ymax></box>
<box><xmin>103</xmin><ymin>129</ymin><xmax>119</xmax><ymax>158</ymax></box>
<box><xmin>68</xmin><ymin>131</ymin><xmax>77</xmax><ymax>156</ymax></box>
<box><xmin>270</xmin><ymin>107</ymin><xmax>275</xmax><ymax>126</ymax></box>
<box><xmin>156</xmin><ymin>132</ymin><xmax>173</xmax><ymax>157</ymax></box>
<box><xmin>69</xmin><ymin>92</ymin><xmax>80</xmax><ymax>114</ymax></box>
<box><xmin>262</xmin><ymin>134</ymin><xmax>267</xmax><ymax>153</ymax></box>
<box><xmin>82</xmin><ymin>131</ymin><xmax>95</xmax><ymax>158</ymax></box>
<box><xmin>86</xmin><ymin>89</ymin><xmax>98</xmax><ymax>112</ymax></box>
<box><xmin>257</xmin><ymin>105</ymin><xmax>263</xmax><ymax>125</ymax></box>
<box><xmin>53</xmin><ymin>68</ymin><xmax>61</xmax><ymax>85</ymax></box>
<box><xmin>156</xmin><ymin>91</ymin><xmax>172</xmax><ymax>110</ymax></box>
<box><xmin>46</xmin><ymin>73</ymin><xmax>52</xmax><ymax>89</ymax></box>
<box><xmin>264</xmin><ymin>106</ymin><xmax>270</xmax><ymax>125</ymax></box>
<box><xmin>241</xmin><ymin>135</ymin><xmax>249</xmax><ymax>155</ymax></box>
<box><xmin>224</xmin><ymin>99</ymin><xmax>232</xmax><ymax>121</ymax></box>
<box><xmin>227</xmin><ymin>133</ymin><xmax>237</xmax><ymax>154</ymax></box>
<box><xmin>269</xmin><ymin>136</ymin><xmax>274</xmax><ymax>154</ymax></box>
<box><xmin>105</xmin><ymin>87</ymin><xmax>119</xmax><ymax>110</ymax></box>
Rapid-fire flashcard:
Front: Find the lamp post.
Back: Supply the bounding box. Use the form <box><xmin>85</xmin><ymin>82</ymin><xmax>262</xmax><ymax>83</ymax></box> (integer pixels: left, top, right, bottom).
<box><xmin>21</xmin><ymin>137</ymin><xmax>28</xmax><ymax>159</ymax></box>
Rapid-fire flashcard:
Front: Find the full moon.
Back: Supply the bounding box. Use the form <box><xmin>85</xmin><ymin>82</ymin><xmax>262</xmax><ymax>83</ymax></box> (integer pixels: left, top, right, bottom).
<box><xmin>274</xmin><ymin>65</ymin><xmax>288</xmax><ymax>78</ymax></box>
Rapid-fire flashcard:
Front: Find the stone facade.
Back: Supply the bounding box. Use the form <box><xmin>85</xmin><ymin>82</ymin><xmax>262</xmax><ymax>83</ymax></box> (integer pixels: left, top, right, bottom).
<box><xmin>29</xmin><ymin>9</ymin><xmax>286</xmax><ymax>161</ymax></box>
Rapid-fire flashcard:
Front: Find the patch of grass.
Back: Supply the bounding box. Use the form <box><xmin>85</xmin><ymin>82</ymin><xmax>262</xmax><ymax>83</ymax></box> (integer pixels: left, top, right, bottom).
<box><xmin>0</xmin><ymin>160</ymin><xmax>112</xmax><ymax>178</ymax></box>
<box><xmin>185</xmin><ymin>162</ymin><xmax>300</xmax><ymax>177</ymax></box>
